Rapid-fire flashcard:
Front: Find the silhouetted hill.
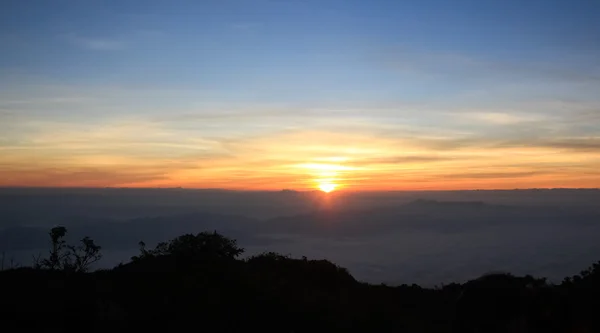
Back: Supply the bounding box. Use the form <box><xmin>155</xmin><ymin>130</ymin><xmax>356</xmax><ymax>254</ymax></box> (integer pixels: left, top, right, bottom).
<box><xmin>1</xmin><ymin>228</ymin><xmax>600</xmax><ymax>332</ymax></box>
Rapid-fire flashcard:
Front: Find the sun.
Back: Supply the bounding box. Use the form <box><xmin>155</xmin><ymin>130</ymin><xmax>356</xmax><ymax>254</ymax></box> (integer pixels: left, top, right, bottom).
<box><xmin>318</xmin><ymin>183</ymin><xmax>337</xmax><ymax>193</ymax></box>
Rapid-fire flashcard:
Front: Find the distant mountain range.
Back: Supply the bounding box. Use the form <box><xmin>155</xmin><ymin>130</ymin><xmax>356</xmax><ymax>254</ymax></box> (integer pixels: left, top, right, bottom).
<box><xmin>2</xmin><ymin>189</ymin><xmax>600</xmax><ymax>284</ymax></box>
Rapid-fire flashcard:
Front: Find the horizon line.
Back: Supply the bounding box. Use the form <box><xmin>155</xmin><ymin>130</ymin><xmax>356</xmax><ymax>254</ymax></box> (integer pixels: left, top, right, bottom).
<box><xmin>1</xmin><ymin>186</ymin><xmax>599</xmax><ymax>192</ymax></box>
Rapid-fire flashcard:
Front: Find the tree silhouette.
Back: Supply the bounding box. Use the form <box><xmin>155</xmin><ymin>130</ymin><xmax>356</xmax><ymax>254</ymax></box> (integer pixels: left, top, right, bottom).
<box><xmin>36</xmin><ymin>226</ymin><xmax>68</xmax><ymax>270</ymax></box>
<box><xmin>132</xmin><ymin>231</ymin><xmax>244</xmax><ymax>261</ymax></box>
<box><xmin>64</xmin><ymin>236</ymin><xmax>102</xmax><ymax>272</ymax></box>
<box><xmin>34</xmin><ymin>226</ymin><xmax>102</xmax><ymax>272</ymax></box>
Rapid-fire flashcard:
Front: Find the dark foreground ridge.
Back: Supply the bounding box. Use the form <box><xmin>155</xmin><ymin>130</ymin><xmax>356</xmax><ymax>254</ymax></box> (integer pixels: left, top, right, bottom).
<box><xmin>1</xmin><ymin>227</ymin><xmax>598</xmax><ymax>332</ymax></box>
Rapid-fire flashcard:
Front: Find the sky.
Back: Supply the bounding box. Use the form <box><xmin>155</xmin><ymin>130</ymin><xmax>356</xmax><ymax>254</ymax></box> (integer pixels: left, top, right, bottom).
<box><xmin>1</xmin><ymin>0</ymin><xmax>599</xmax><ymax>191</ymax></box>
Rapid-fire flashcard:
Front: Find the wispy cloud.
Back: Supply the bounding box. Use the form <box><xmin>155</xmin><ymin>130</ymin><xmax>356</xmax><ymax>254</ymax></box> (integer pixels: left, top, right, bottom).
<box><xmin>440</xmin><ymin>171</ymin><xmax>543</xmax><ymax>179</ymax></box>
<box><xmin>349</xmin><ymin>155</ymin><xmax>460</xmax><ymax>166</ymax></box>
<box><xmin>1</xmin><ymin>165</ymin><xmax>168</xmax><ymax>187</ymax></box>
<box><xmin>382</xmin><ymin>48</ymin><xmax>600</xmax><ymax>84</ymax></box>
<box><xmin>537</xmin><ymin>138</ymin><xmax>600</xmax><ymax>152</ymax></box>
<box><xmin>63</xmin><ymin>33</ymin><xmax>124</xmax><ymax>50</ymax></box>
<box><xmin>455</xmin><ymin>112</ymin><xmax>545</xmax><ymax>125</ymax></box>
<box><xmin>229</xmin><ymin>22</ymin><xmax>263</xmax><ymax>31</ymax></box>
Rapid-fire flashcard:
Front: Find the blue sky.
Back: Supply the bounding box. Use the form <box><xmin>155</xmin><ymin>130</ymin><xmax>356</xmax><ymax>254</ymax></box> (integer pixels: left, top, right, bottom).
<box><xmin>4</xmin><ymin>0</ymin><xmax>598</xmax><ymax>92</ymax></box>
<box><xmin>1</xmin><ymin>0</ymin><xmax>599</xmax><ymax>189</ymax></box>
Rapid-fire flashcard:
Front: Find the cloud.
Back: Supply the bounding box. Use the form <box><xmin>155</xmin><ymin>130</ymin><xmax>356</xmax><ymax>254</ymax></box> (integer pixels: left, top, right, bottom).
<box><xmin>382</xmin><ymin>48</ymin><xmax>600</xmax><ymax>84</ymax></box>
<box><xmin>0</xmin><ymin>165</ymin><xmax>169</xmax><ymax>187</ymax></box>
<box><xmin>538</xmin><ymin>138</ymin><xmax>600</xmax><ymax>152</ymax></box>
<box><xmin>455</xmin><ymin>112</ymin><xmax>544</xmax><ymax>125</ymax></box>
<box><xmin>439</xmin><ymin>171</ymin><xmax>543</xmax><ymax>179</ymax></box>
<box><xmin>63</xmin><ymin>33</ymin><xmax>124</xmax><ymax>50</ymax></box>
<box><xmin>348</xmin><ymin>155</ymin><xmax>462</xmax><ymax>166</ymax></box>
<box><xmin>229</xmin><ymin>22</ymin><xmax>263</xmax><ymax>31</ymax></box>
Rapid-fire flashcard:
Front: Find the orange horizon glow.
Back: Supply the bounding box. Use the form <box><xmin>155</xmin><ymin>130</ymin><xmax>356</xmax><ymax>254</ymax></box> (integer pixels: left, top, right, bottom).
<box><xmin>1</xmin><ymin>127</ymin><xmax>600</xmax><ymax>191</ymax></box>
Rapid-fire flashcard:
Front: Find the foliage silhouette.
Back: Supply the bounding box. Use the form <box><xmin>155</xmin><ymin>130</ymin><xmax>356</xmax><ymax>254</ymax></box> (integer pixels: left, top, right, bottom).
<box><xmin>131</xmin><ymin>231</ymin><xmax>244</xmax><ymax>262</ymax></box>
<box><xmin>33</xmin><ymin>226</ymin><xmax>102</xmax><ymax>272</ymax></box>
<box><xmin>0</xmin><ymin>227</ymin><xmax>598</xmax><ymax>332</ymax></box>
